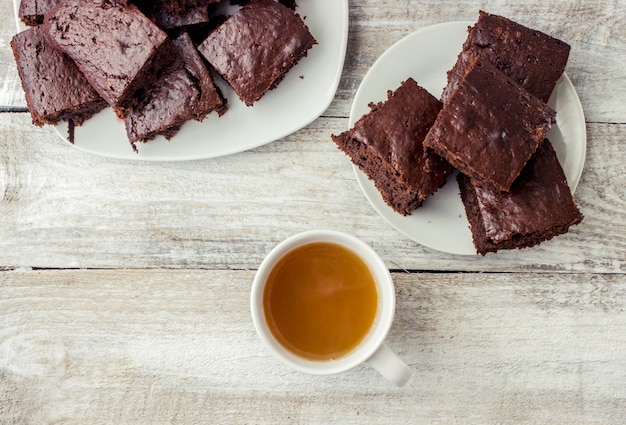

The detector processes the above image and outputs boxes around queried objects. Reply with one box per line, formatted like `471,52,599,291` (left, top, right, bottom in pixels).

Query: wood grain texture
1,269,625,424
1,0,626,422
0,112,624,272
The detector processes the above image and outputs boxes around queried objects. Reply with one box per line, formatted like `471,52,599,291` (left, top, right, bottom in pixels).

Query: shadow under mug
251,230,412,386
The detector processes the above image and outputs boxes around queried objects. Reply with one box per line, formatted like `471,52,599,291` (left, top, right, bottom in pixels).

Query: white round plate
13,0,349,160
349,21,586,256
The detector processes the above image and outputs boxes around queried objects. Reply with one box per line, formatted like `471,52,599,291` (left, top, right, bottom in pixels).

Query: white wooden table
1,1,625,423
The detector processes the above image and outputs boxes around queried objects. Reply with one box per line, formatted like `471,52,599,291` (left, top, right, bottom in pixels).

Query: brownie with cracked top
43,0,176,118
442,11,570,104
457,139,583,255
424,57,556,192
197,0,316,106
331,78,453,216
125,32,226,150
10,25,107,127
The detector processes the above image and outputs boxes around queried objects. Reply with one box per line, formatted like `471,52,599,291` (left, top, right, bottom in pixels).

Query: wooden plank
1,269,625,424
0,113,624,272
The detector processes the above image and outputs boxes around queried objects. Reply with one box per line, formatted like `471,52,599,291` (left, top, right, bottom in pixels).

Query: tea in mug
263,241,378,361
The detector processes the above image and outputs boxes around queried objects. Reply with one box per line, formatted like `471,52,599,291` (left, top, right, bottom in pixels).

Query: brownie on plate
331,78,453,216
197,0,316,106
18,0,59,26
10,26,107,127
442,11,570,103
43,0,176,118
457,139,583,255
125,32,226,149
424,57,556,192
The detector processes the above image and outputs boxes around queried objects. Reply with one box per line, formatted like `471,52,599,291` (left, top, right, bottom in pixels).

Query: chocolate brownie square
197,0,316,106
457,139,583,255
331,78,453,216
442,11,570,104
10,26,106,127
43,0,176,118
18,0,59,26
125,32,226,149
424,57,555,192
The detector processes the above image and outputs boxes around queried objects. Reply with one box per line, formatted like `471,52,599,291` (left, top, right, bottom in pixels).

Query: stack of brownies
11,0,316,151
332,11,583,255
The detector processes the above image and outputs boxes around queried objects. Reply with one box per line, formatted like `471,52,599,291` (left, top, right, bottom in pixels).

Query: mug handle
366,342,413,386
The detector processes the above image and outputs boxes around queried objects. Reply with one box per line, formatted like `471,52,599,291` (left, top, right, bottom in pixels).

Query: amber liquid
263,242,378,361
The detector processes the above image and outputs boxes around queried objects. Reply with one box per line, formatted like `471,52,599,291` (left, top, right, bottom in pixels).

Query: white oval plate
13,0,349,160
349,21,586,256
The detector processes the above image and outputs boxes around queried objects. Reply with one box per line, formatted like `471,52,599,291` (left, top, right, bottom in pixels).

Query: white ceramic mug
251,230,412,386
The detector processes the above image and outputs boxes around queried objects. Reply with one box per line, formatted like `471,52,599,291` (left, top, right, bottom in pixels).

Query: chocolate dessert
43,0,176,118
197,0,316,106
125,32,226,148
144,3,211,30
442,11,570,104
424,57,556,192
18,0,59,26
10,26,107,127
332,78,453,215
457,140,583,255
